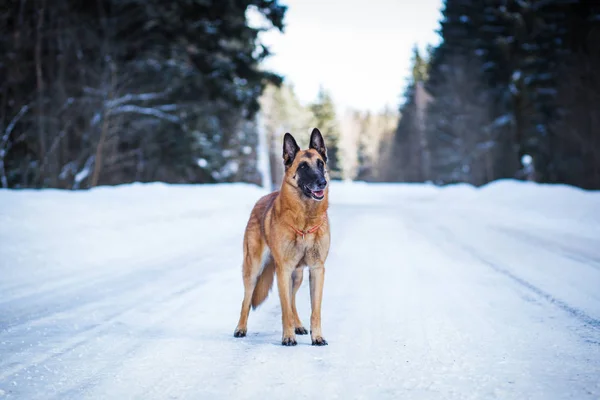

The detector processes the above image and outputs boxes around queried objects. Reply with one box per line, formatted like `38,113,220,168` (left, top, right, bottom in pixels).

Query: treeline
0,0,286,189
259,82,397,188
259,84,341,189
390,0,600,189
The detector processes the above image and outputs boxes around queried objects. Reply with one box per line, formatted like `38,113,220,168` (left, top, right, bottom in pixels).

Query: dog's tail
251,257,275,309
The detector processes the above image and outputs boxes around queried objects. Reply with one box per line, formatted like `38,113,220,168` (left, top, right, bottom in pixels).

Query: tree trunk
91,61,116,188
35,0,47,184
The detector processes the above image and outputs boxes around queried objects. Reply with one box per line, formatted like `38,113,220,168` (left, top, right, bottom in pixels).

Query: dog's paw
295,327,308,335
311,336,328,346
233,328,247,338
281,337,298,346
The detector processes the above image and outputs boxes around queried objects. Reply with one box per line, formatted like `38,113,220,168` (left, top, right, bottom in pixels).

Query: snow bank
329,179,600,224
2,179,597,223
476,179,600,222
0,182,268,286
1,182,267,228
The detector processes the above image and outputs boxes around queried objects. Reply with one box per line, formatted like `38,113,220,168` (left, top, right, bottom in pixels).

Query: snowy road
1,181,599,399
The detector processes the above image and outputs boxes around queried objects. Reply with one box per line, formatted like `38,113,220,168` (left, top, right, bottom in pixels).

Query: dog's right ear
283,133,300,168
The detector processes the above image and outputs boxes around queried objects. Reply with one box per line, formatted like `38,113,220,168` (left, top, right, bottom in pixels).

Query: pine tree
425,0,515,185
259,83,315,189
388,46,431,182
310,87,342,179
543,0,600,188
0,0,287,188
396,0,600,189
354,108,397,182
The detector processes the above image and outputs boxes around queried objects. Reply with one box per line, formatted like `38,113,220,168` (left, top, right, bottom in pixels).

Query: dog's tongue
312,190,324,197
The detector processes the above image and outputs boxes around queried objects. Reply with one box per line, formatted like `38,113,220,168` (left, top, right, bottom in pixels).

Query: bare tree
0,105,31,188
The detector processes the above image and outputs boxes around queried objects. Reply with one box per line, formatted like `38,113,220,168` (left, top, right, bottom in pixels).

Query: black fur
282,337,298,346
312,337,328,346
233,329,246,337
297,160,327,200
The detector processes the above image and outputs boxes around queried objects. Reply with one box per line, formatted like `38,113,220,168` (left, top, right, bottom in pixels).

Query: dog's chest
293,236,322,266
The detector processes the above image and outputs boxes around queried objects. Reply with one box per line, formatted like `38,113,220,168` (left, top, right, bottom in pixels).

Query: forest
1,0,599,190
0,0,285,189
392,0,600,189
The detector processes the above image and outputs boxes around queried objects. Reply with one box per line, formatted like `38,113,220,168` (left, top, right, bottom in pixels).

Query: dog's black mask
283,128,328,201
297,157,327,201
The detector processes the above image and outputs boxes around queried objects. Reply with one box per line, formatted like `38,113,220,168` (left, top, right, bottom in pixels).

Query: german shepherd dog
234,128,330,346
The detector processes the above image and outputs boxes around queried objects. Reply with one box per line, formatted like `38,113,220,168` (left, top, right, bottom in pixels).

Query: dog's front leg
309,263,327,346
276,266,297,346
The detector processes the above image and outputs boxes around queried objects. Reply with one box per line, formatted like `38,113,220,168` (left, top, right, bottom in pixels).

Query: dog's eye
299,162,308,170
317,160,324,170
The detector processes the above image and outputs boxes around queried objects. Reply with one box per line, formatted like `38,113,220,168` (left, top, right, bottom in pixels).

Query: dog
234,128,330,346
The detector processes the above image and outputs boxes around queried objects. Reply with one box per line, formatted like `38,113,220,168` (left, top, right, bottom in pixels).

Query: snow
74,166,90,184
110,105,179,123
105,92,168,109
1,180,600,399
491,114,512,128
482,61,496,71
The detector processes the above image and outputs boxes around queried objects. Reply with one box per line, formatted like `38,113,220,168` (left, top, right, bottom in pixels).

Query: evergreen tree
419,0,600,189
310,87,342,179
0,0,287,188
354,108,397,182
388,46,431,182
259,83,315,189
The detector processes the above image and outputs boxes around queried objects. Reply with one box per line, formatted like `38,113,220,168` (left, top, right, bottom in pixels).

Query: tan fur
234,138,330,346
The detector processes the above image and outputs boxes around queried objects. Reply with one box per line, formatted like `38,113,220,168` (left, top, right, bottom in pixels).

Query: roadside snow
1,180,599,399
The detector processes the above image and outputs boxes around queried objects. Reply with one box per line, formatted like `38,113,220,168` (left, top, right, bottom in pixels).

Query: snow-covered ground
1,180,599,399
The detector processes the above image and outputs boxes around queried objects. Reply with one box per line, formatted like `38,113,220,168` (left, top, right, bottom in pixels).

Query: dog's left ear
309,128,327,162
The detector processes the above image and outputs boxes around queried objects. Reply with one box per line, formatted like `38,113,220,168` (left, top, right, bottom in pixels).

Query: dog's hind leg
234,241,265,338
291,269,308,335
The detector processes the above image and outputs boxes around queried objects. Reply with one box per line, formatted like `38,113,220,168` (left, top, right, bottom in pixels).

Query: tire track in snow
491,225,600,271
403,204,600,333
0,227,245,393
0,259,207,388
0,220,242,332
49,276,211,400
81,253,273,399
430,221,600,331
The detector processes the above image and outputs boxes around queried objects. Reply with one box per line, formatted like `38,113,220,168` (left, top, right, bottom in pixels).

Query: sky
254,0,444,113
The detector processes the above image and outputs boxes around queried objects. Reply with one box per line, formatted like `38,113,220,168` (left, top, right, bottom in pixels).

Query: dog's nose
317,178,327,189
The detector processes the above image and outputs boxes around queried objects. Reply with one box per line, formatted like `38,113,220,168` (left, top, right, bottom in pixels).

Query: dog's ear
309,128,327,162
283,133,300,167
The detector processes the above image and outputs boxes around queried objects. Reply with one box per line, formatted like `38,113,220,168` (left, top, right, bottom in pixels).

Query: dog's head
282,128,328,201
